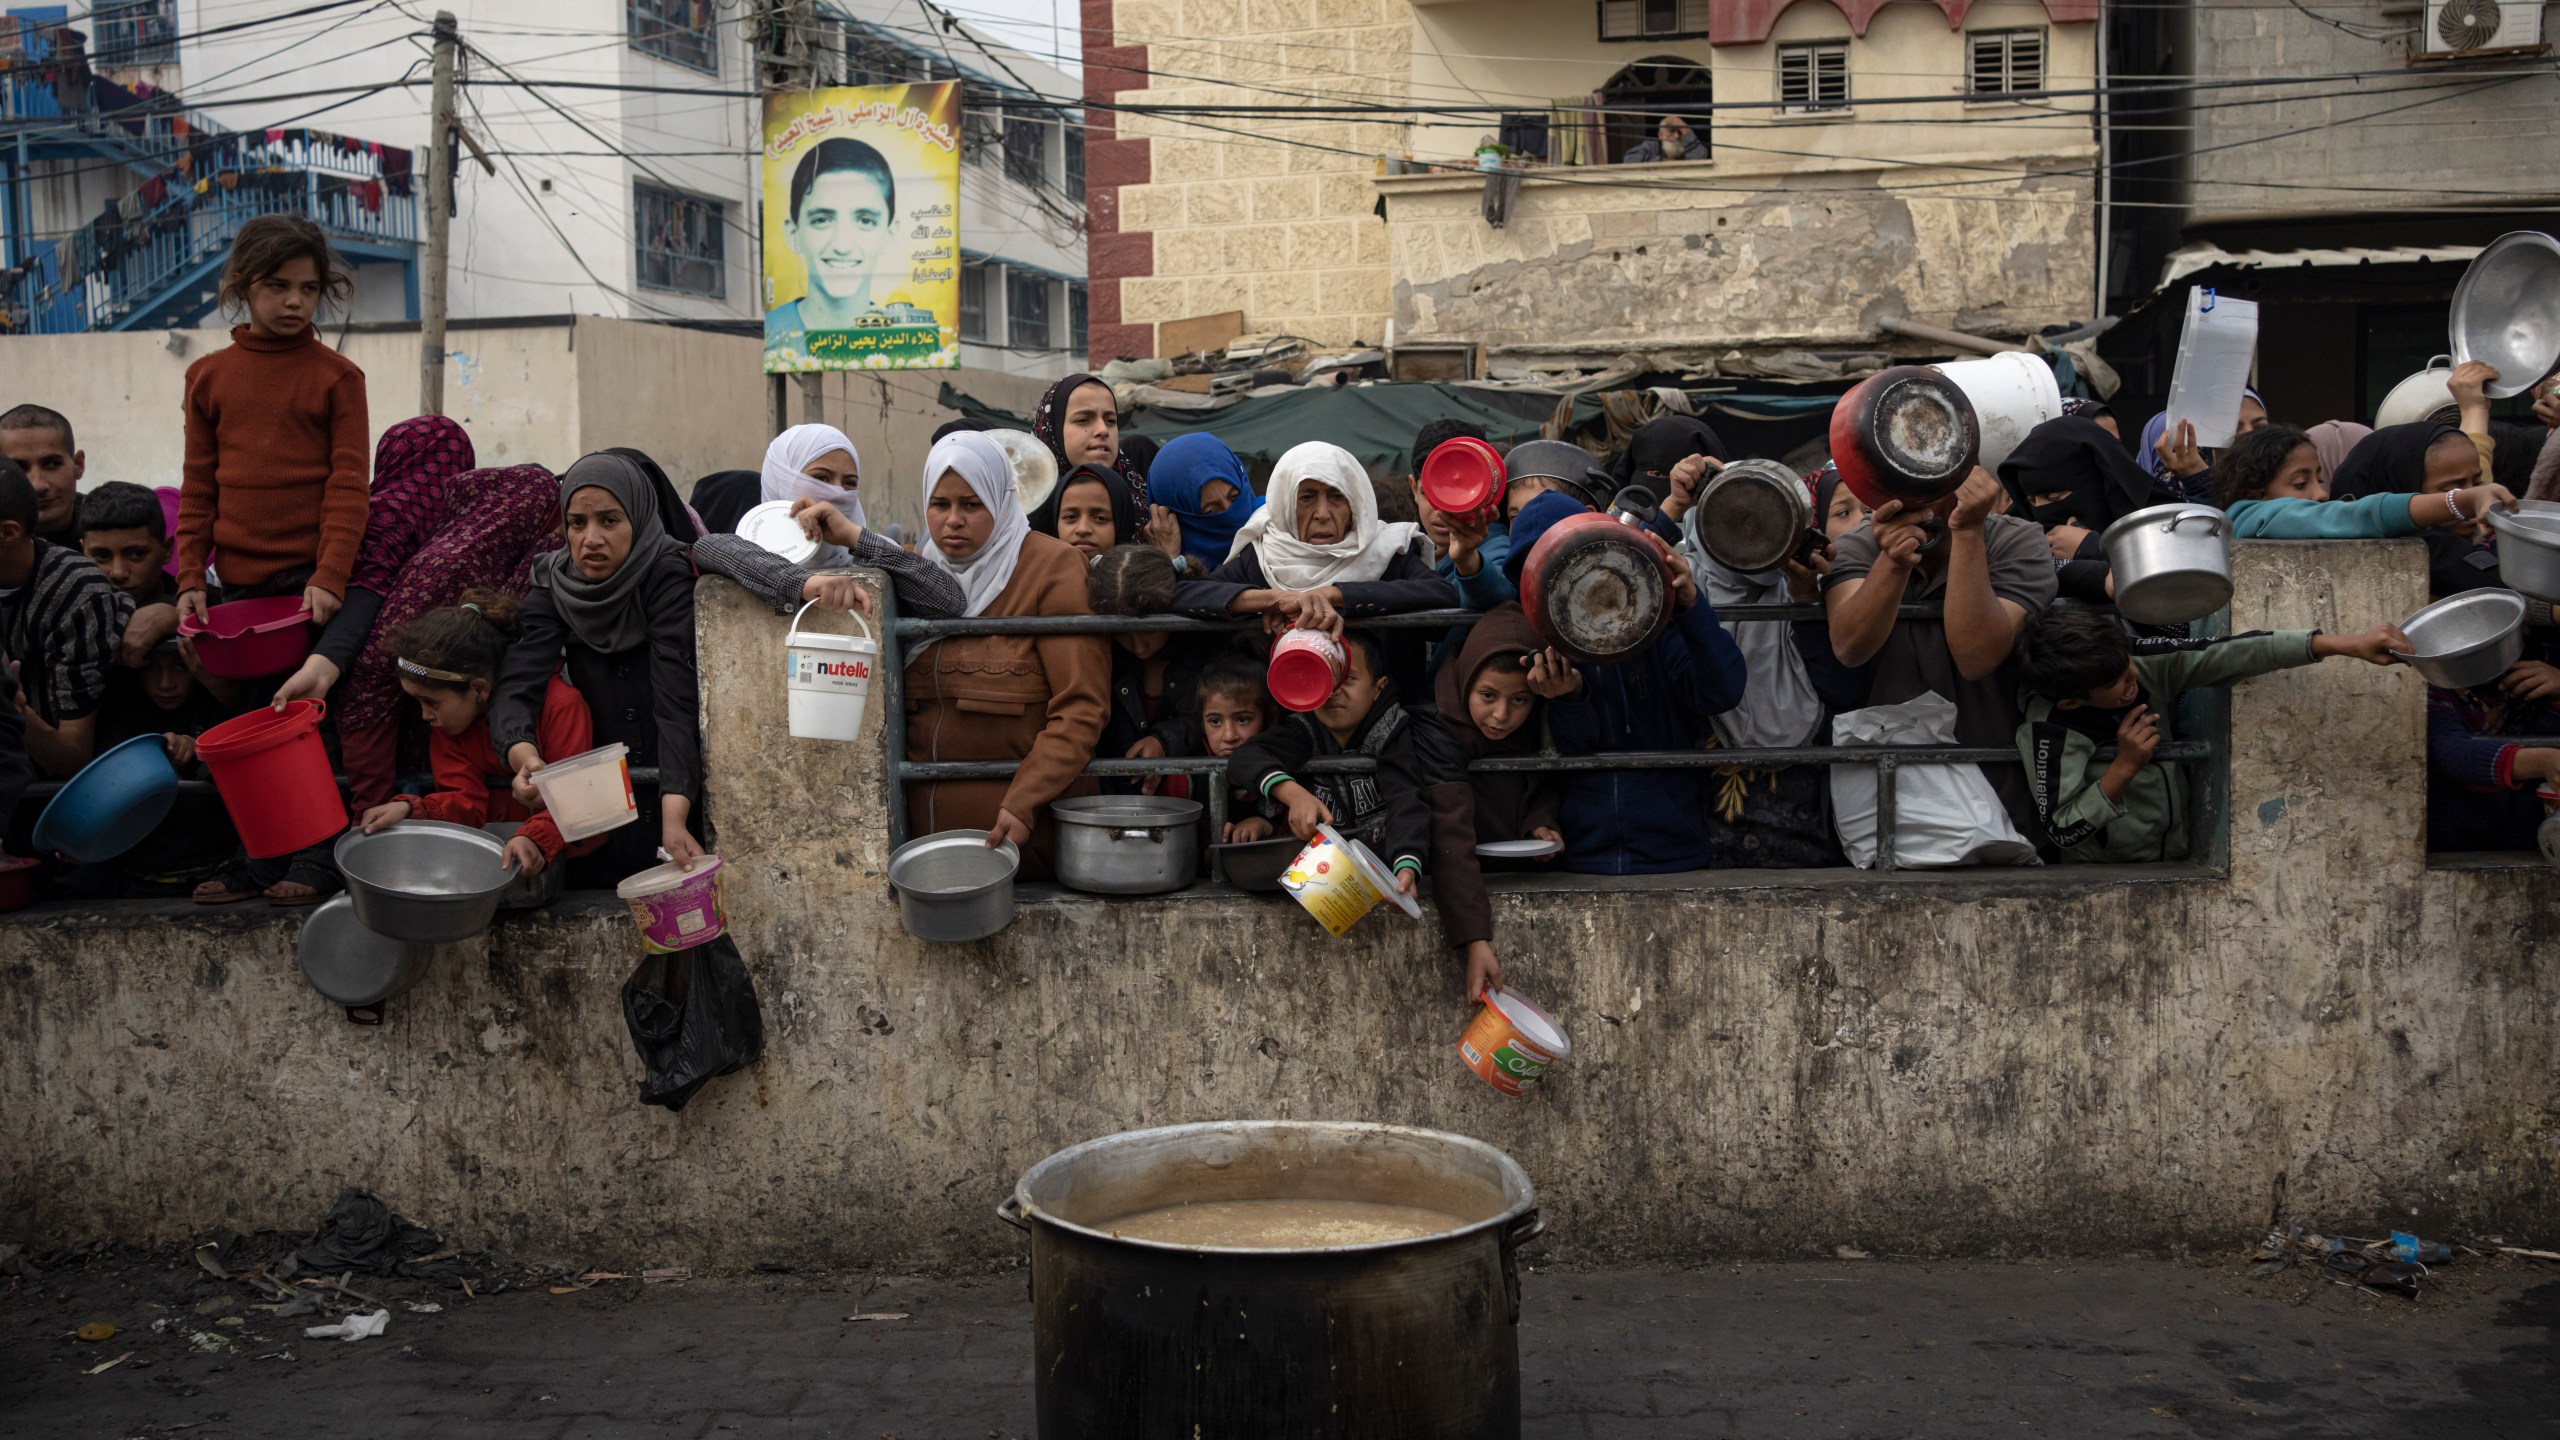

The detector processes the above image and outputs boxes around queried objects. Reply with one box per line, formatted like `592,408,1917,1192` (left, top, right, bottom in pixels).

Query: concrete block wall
6,541,2559,1269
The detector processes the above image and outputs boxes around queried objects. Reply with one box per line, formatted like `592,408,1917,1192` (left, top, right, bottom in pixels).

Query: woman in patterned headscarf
1033,372,1150,529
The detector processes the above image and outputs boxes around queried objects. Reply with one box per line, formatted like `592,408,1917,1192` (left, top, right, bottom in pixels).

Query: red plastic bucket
196,699,346,857
1267,629,1346,713
1419,437,1505,523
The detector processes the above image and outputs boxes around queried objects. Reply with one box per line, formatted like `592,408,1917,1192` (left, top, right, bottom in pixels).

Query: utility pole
420,11,459,415
757,0,821,430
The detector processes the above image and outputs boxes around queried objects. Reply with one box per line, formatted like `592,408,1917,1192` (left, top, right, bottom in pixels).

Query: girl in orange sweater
355,589,600,878
175,215,370,626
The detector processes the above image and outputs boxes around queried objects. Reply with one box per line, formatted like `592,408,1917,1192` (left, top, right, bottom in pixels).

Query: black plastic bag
296,1187,448,1276
620,933,763,1112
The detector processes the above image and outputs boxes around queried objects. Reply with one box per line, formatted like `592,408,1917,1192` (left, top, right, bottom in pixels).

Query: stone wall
5,541,2558,1269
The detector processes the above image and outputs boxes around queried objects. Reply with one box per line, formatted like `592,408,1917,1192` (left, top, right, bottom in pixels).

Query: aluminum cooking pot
1693,458,1813,572
1517,509,1678,663
2486,506,2560,602
1052,795,1202,895
2376,356,2459,429
1001,1121,1541,1440
2451,231,2560,399
297,894,436,1008
2101,503,2234,625
333,820,518,944
1828,365,1981,510
2394,589,2527,689
887,829,1020,942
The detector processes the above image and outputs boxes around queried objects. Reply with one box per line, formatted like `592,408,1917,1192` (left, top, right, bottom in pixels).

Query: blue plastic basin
32,734,181,864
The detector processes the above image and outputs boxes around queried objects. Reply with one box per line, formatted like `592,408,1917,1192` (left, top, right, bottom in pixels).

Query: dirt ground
3,1240,2554,1438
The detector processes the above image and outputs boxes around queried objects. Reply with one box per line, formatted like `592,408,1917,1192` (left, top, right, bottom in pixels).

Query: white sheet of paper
2164,288,2260,449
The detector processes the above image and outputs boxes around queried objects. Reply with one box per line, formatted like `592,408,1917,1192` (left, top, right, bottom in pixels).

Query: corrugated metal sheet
2158,244,2484,289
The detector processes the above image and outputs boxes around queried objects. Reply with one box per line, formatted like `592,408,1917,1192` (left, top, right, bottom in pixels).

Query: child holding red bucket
355,590,601,878
1225,630,1439,900
1423,603,1565,1001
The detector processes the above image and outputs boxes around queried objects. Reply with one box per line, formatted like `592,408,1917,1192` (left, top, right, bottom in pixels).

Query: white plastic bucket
529,742,636,842
785,600,878,743
1929,352,2062,473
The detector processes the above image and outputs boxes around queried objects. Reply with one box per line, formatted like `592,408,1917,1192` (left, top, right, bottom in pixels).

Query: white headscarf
919,431,1030,618
1227,441,1422,591
762,423,863,564
1679,506,1825,749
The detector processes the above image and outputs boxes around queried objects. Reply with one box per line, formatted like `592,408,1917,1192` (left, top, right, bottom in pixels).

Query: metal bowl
887,829,1020,942
2486,507,2560,602
2375,360,2459,429
297,894,436,1007
1211,835,1303,893
2395,589,2527,690
2451,232,2560,399
332,820,518,944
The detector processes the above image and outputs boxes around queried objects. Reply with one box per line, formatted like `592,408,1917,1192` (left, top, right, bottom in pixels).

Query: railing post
1874,753,1899,872
1204,771,1228,884
879,579,908,852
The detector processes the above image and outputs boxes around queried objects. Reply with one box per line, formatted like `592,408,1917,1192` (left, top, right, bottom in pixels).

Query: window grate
92,0,176,68
1065,126,1086,196
1002,114,1049,190
1007,270,1052,350
1599,0,1711,41
628,0,718,74
959,261,988,342
1069,281,1089,355
1778,42,1850,113
634,184,725,297
1967,29,2046,98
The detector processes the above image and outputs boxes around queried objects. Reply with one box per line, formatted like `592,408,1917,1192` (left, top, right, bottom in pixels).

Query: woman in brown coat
904,430,1109,878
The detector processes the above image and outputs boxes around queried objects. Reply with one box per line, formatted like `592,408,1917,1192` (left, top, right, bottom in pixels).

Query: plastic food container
617,855,726,953
1278,824,1419,937
1267,629,1345,713
528,743,637,842
1457,987,1571,1098
178,595,315,679
785,600,878,743
738,500,819,564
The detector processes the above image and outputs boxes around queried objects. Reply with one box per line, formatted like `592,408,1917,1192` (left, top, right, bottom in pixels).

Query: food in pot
1103,1199,1467,1248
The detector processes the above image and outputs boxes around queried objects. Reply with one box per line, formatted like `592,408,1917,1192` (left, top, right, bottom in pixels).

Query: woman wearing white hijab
1173,440,1455,630
690,421,968,619
899,431,1111,873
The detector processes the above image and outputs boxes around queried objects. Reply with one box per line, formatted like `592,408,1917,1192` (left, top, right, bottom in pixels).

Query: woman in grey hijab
489,449,708,885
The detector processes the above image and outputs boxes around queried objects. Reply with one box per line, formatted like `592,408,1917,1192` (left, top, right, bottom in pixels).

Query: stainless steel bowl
297,894,435,1007
483,822,564,911
887,829,1020,942
2396,589,2528,689
1052,795,1202,895
2486,507,2560,602
2102,503,2234,625
2451,232,2560,399
333,820,519,944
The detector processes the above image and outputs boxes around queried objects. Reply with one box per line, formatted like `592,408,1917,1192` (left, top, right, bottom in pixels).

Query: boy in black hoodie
1227,628,1438,901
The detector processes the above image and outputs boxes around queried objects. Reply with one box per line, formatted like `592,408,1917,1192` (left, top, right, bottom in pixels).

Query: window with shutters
1597,0,1712,42
1777,42,1850,114
1966,29,2046,99
960,260,989,342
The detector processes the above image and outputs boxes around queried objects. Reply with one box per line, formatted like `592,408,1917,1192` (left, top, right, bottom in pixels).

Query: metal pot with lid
1692,458,1814,572
1052,795,1202,895
1517,509,1680,663
1828,364,1982,510
1002,1120,1542,1440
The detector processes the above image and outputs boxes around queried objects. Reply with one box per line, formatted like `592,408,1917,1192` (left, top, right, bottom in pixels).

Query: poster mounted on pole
762,82,961,372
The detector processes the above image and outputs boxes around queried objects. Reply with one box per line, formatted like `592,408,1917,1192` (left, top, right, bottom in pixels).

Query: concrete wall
2189,1,2560,225
6,539,2558,1267
0,322,1039,534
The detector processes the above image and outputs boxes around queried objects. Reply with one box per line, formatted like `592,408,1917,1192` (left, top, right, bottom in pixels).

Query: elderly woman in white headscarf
1172,440,1455,630
898,430,1111,874
690,421,968,620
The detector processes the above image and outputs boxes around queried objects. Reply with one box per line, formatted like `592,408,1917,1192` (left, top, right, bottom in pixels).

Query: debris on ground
76,1320,116,1341
2246,1217,2560,1300
844,1312,910,1323
302,1309,390,1342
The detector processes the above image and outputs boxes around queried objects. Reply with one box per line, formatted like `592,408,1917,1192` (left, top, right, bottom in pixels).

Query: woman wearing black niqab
2330,421,2505,599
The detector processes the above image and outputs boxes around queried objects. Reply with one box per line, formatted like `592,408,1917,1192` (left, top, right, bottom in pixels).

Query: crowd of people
4,214,2559,1000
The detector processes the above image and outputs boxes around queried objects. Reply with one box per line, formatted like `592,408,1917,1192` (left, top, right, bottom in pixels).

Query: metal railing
880,599,2219,880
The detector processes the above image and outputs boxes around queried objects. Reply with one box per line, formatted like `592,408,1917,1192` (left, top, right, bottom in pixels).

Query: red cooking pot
1518,510,1682,664
1828,365,1981,511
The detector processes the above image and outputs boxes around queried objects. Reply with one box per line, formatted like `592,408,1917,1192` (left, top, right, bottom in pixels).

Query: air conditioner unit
2420,0,2543,53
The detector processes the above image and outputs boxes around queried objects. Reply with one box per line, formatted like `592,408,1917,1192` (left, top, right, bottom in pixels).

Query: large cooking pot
1053,795,1202,895
1692,458,1812,572
2394,589,2526,689
2451,231,2560,399
2486,506,2560,601
1828,364,1982,510
1516,508,1678,663
2101,503,2234,625
1001,1121,1542,1440
333,820,518,944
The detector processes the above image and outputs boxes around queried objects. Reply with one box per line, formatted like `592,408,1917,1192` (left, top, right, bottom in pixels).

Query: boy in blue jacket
1501,490,1748,874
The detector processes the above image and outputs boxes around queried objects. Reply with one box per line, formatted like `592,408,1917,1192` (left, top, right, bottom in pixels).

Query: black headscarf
2331,422,2502,599
2488,420,2551,494
689,469,761,536
930,417,993,443
1119,433,1160,480
1618,415,1730,485
1030,462,1137,546
1033,373,1150,524
1996,415,2179,554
